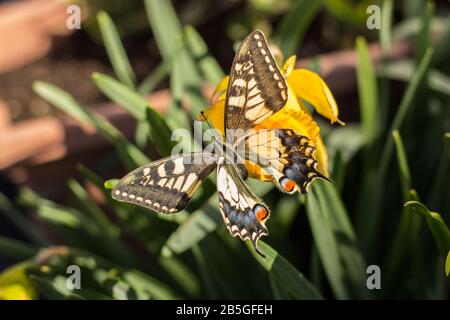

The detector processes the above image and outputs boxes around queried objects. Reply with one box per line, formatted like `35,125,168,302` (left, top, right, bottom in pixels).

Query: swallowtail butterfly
112,31,328,256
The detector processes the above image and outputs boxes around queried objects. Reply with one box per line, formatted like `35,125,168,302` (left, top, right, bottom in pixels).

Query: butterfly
111,30,328,257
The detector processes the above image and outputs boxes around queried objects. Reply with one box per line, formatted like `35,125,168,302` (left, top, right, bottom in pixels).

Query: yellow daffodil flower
0,262,38,300
199,55,344,181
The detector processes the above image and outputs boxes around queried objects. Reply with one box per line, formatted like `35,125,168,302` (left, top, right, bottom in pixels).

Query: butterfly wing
216,157,270,256
240,129,329,194
112,153,217,214
224,30,288,136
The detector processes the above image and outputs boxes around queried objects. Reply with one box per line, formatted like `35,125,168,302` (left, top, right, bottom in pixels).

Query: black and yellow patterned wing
112,153,216,214
216,156,270,256
224,30,288,135
240,129,329,194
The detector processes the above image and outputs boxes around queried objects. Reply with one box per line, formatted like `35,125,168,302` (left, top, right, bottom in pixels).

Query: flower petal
282,55,297,77
288,69,344,125
197,100,225,134
0,262,38,300
313,134,329,177
210,76,229,104
256,86,320,143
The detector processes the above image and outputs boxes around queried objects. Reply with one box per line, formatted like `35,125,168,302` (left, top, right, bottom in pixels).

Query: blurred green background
0,0,449,300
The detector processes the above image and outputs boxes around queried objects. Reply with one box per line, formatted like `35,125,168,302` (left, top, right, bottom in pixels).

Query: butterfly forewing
216,156,270,256
112,152,217,214
225,30,288,136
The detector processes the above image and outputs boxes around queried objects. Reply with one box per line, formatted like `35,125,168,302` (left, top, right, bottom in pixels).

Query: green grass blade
18,188,100,237
0,236,39,261
357,48,434,253
162,182,273,256
380,48,434,173
306,186,349,299
380,0,393,55
247,241,323,300
276,0,323,57
67,179,119,238
379,60,450,96
138,62,168,94
184,25,224,85
0,192,48,246
431,17,450,66
97,11,136,88
415,1,434,64
92,72,174,154
446,251,450,277
392,130,412,198
356,36,379,148
33,81,149,169
162,201,220,256
315,181,369,298
144,0,182,63
429,133,450,209
405,201,450,256
92,72,152,121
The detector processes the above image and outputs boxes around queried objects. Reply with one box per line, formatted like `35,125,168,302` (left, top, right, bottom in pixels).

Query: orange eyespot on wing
280,177,296,193
254,205,269,222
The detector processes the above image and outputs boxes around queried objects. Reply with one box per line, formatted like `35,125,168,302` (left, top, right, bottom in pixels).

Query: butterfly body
112,30,328,256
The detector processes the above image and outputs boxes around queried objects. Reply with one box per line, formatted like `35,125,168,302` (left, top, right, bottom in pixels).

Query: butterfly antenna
200,111,214,130
200,111,221,145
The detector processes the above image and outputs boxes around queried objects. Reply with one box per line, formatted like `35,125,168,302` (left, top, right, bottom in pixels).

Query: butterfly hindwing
225,30,288,135
112,152,216,214
216,157,269,256
240,129,329,194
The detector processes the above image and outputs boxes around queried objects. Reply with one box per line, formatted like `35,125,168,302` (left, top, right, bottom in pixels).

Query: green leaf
324,0,380,27
306,185,349,299
138,62,168,94
144,0,183,64
381,48,434,173
0,192,48,246
92,72,174,155
382,131,422,287
405,201,450,256
120,269,181,300
104,179,120,190
246,241,323,300
92,72,149,121
67,179,119,238
429,133,450,208
184,25,224,85
162,201,220,256
162,181,273,255
33,81,149,169
392,130,412,198
0,236,39,261
30,275,111,300
431,17,450,66
356,36,379,147
379,60,450,96
446,251,450,277
314,181,369,299
380,0,393,55
97,11,136,88
18,188,100,237
415,1,434,64
276,0,323,56
145,107,176,155
357,48,434,254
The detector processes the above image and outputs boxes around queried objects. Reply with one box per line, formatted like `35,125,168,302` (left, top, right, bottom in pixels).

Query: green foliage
0,0,449,300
